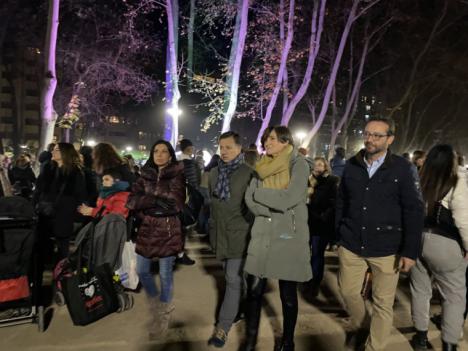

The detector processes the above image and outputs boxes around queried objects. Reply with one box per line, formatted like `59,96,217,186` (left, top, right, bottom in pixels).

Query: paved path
1,236,467,351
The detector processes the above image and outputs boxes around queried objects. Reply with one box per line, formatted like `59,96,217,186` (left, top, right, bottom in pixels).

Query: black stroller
0,196,44,331
53,212,133,325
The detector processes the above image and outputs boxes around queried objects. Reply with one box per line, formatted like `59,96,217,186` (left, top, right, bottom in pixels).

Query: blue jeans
136,254,175,303
311,235,329,285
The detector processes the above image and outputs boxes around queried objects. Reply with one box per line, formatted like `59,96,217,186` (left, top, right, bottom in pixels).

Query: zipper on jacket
166,217,171,237
291,209,296,233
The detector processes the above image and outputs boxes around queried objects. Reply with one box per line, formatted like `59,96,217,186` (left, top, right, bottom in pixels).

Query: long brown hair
419,144,458,215
57,142,82,174
93,143,123,174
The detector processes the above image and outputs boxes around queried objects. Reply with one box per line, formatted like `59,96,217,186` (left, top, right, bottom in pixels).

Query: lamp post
295,131,306,147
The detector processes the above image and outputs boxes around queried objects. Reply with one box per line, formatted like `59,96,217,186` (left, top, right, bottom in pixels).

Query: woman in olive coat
243,126,311,351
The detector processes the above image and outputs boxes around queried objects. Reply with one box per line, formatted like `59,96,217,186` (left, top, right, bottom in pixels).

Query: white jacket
441,169,468,250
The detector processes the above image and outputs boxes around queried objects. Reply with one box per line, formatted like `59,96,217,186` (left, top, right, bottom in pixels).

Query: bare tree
39,0,60,152
221,0,250,133
327,16,392,159
254,0,296,146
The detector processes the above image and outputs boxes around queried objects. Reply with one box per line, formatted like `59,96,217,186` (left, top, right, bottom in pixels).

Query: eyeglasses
362,132,389,140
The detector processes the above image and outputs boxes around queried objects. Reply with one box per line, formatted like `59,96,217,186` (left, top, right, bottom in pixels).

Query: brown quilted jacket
126,162,186,258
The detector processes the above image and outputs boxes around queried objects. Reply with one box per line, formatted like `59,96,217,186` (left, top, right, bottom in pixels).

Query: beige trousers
338,246,400,351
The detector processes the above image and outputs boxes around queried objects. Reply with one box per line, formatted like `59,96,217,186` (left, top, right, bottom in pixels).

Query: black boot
240,275,266,351
411,330,428,350
442,341,458,351
277,340,295,351
345,329,369,351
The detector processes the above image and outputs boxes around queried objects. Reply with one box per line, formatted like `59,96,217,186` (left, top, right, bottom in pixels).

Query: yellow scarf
255,145,293,189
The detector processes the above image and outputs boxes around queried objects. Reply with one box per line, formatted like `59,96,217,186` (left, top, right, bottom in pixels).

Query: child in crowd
78,171,130,218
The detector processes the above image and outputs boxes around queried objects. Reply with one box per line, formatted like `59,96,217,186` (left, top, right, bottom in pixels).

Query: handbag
180,183,204,227
62,264,119,325
62,214,119,325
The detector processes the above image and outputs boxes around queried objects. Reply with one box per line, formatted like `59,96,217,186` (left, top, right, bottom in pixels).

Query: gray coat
244,150,312,282
209,164,254,260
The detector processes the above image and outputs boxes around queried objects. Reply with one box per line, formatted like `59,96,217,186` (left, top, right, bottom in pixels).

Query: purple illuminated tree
164,0,181,146
327,16,393,159
255,0,326,147
39,0,60,152
221,0,250,133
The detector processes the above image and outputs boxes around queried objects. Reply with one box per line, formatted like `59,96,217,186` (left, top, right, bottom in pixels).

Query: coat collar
353,149,394,170
141,161,184,180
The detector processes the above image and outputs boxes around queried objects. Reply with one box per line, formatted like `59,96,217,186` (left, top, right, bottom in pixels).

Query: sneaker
208,328,227,348
176,253,196,265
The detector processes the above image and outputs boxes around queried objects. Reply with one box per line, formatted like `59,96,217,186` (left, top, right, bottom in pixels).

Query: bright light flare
85,139,96,147
167,107,183,117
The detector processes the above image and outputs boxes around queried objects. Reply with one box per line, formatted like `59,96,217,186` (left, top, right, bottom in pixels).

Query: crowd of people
1,116,468,351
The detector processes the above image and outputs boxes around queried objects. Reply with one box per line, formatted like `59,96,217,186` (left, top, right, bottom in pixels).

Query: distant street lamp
295,131,307,146
85,139,96,147
125,146,133,152
167,107,183,117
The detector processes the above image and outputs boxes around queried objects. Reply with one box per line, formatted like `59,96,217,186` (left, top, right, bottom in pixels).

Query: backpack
180,183,204,227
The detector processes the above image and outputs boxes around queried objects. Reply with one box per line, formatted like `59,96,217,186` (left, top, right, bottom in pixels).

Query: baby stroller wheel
116,293,125,313
54,291,66,306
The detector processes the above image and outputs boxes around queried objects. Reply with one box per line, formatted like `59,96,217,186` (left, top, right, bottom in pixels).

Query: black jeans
36,216,71,304
244,274,298,347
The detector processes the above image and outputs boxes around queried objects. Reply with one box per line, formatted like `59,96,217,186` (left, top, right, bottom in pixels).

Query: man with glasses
336,117,424,351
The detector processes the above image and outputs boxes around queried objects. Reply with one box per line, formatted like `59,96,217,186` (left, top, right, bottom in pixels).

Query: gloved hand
155,196,176,210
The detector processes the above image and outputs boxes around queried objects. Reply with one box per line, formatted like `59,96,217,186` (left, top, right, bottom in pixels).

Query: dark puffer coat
126,162,186,258
33,162,88,238
307,174,339,238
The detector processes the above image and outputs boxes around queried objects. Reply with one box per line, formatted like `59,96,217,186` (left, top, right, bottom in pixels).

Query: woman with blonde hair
243,126,311,351
306,156,339,296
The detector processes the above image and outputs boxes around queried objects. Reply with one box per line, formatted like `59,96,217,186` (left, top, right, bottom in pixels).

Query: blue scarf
215,154,244,201
99,181,129,199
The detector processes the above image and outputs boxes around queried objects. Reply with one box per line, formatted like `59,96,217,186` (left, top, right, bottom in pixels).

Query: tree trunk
328,36,369,159
187,0,195,90
301,0,360,148
221,0,249,133
39,0,60,152
279,0,289,114
164,0,181,147
255,0,295,147
280,0,326,126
